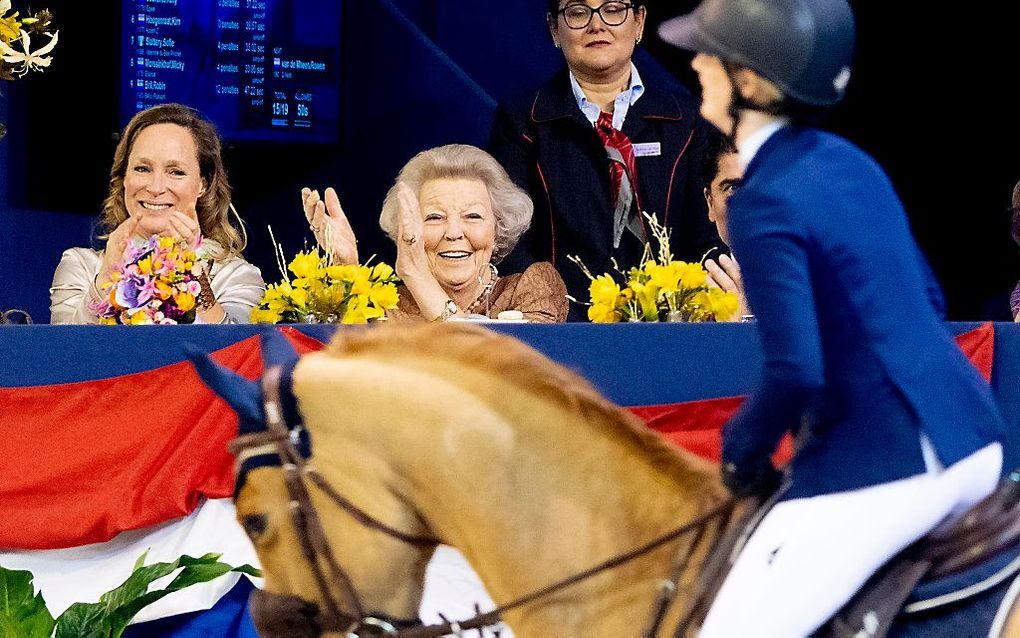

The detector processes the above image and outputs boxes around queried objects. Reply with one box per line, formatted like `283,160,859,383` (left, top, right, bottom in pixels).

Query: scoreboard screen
121,0,341,143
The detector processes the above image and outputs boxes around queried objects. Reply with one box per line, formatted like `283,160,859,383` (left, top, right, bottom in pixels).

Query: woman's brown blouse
389,262,568,323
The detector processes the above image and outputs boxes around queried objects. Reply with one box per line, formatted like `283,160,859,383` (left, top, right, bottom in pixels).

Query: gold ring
404,235,416,245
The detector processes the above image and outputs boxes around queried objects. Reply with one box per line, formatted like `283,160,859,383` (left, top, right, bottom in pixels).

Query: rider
659,0,1005,635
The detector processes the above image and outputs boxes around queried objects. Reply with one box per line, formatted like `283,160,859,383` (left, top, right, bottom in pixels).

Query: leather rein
230,364,737,637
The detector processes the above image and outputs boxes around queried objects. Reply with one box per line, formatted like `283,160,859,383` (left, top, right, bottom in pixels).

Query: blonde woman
303,144,568,323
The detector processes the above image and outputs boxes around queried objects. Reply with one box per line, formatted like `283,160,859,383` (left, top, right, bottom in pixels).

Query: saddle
822,470,1020,638
674,471,1020,638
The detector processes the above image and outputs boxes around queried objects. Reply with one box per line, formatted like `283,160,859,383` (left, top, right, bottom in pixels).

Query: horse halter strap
230,365,437,635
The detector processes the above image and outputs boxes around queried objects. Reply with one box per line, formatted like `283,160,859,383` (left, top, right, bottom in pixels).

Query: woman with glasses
489,0,719,320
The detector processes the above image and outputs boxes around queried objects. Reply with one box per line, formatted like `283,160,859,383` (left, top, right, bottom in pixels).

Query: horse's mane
324,323,716,483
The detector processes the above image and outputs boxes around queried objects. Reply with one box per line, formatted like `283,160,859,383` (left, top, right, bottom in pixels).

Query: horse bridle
231,364,739,637
229,365,441,636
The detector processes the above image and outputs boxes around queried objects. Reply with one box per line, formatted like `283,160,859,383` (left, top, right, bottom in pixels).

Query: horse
188,323,1020,637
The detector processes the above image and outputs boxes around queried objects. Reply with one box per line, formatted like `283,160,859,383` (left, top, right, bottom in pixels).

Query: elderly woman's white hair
379,144,533,264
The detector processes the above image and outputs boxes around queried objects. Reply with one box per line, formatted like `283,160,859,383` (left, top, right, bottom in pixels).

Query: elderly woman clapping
303,144,567,323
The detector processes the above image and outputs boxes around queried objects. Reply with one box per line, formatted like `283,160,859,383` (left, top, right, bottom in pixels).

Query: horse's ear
259,328,306,430
183,343,264,434
259,328,299,369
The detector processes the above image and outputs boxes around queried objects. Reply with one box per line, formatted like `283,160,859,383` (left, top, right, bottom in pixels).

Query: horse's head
187,329,438,637
191,324,728,637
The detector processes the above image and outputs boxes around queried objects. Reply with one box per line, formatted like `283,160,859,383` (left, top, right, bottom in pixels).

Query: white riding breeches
699,441,1003,638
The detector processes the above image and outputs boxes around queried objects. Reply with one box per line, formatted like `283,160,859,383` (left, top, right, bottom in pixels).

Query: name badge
632,142,661,158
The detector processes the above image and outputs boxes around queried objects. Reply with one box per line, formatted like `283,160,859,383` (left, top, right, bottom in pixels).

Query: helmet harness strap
722,60,787,141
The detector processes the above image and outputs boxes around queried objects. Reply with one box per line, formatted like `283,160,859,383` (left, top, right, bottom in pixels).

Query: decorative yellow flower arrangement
251,230,400,325
571,214,739,323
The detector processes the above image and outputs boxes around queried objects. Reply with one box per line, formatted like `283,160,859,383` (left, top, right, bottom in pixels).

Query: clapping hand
156,210,200,250
99,216,142,282
101,208,199,275
302,186,359,265
394,181,430,283
129,199,202,249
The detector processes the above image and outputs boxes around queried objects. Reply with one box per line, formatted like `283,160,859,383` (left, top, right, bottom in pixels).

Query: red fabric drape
0,329,325,550
631,323,995,463
0,325,992,549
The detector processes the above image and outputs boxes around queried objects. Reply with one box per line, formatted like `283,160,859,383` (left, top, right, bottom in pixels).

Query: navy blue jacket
489,67,720,320
726,126,1004,499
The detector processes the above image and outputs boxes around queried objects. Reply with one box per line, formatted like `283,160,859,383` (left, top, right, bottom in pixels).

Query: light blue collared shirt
569,63,644,131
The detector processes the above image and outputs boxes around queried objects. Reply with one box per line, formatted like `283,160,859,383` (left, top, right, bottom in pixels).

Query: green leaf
96,563,180,612
229,564,262,578
130,551,149,573
32,547,259,636
0,565,55,638
107,558,258,638
166,563,233,590
164,560,260,591
43,551,258,638
19,598,56,638
54,603,110,638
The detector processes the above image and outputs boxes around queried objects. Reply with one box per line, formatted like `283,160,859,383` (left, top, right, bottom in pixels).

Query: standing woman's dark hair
103,103,245,258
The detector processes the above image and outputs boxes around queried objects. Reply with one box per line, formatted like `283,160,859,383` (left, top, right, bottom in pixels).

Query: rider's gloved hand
721,456,781,499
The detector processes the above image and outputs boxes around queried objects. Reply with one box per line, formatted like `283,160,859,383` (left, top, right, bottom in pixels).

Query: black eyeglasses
558,2,634,30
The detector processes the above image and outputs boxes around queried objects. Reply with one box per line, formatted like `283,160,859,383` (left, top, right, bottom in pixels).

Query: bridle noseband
231,364,739,637
230,365,438,636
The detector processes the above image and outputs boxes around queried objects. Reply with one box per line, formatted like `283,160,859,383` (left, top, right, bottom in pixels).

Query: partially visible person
489,0,719,320
661,0,1004,635
303,144,568,323
50,104,265,324
699,131,749,319
1011,180,1020,321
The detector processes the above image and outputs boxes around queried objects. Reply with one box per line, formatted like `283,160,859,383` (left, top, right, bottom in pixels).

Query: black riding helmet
658,0,855,107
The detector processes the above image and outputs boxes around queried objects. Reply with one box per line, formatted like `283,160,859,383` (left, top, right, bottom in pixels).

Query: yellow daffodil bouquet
570,214,738,323
251,230,400,324
0,1,58,139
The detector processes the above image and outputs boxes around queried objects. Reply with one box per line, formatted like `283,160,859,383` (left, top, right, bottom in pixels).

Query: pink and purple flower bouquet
90,235,209,325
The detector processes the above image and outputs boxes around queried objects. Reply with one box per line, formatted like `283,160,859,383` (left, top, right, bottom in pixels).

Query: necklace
464,263,499,315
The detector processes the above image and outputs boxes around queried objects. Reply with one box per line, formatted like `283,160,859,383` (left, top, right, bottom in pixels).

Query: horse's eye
242,513,269,539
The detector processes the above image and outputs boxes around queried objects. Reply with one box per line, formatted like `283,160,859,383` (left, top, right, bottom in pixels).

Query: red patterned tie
595,111,643,248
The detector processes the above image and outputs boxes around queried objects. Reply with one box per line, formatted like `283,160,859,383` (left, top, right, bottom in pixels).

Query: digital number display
121,0,341,143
